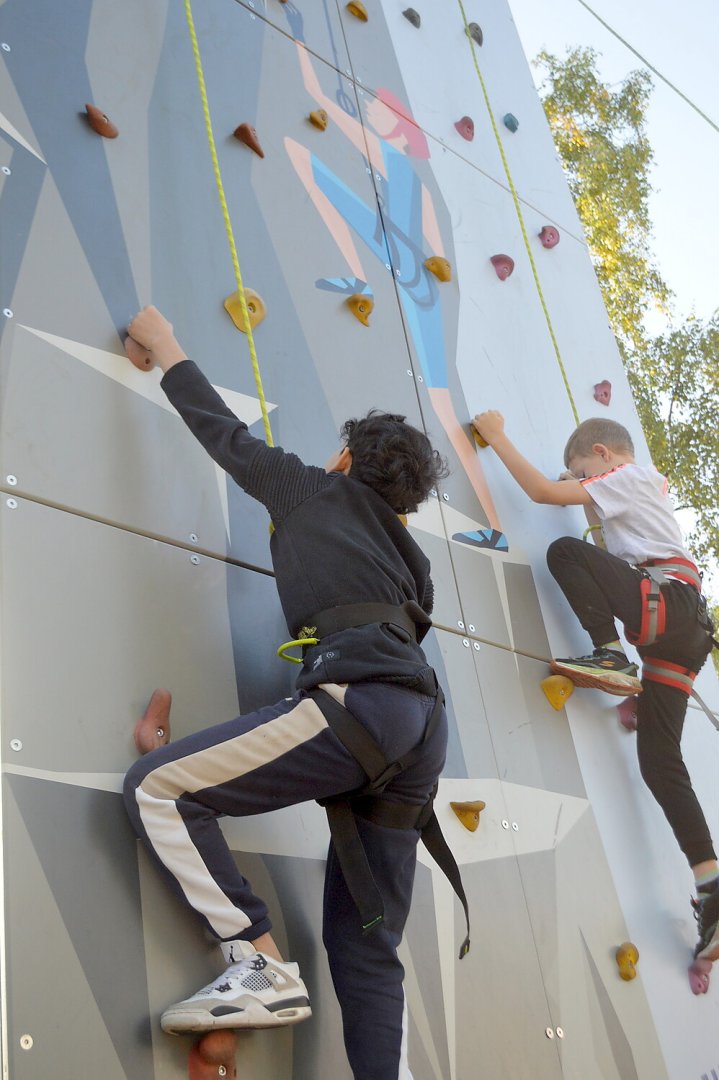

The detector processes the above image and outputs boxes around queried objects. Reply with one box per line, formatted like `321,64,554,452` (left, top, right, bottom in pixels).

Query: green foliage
536,47,719,579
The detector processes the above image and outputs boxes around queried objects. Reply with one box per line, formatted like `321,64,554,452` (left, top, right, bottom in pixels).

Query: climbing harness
184,0,274,446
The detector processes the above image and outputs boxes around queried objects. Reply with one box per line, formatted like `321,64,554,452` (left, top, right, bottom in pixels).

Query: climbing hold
466,22,483,46
541,675,575,711
189,1032,237,1080
688,956,712,995
85,103,118,138
424,256,452,282
134,689,172,755
503,113,519,133
539,225,560,249
616,696,638,732
309,109,329,131
490,254,514,280
472,428,488,449
347,293,374,326
125,335,156,371
224,288,267,333
346,1,368,20
398,513,408,527
450,800,486,833
403,7,421,27
593,380,612,406
454,116,475,141
615,942,639,981
233,122,264,158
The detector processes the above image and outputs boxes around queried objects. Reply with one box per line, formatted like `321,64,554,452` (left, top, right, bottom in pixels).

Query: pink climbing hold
593,380,612,406
490,254,514,280
539,225,560,249
688,956,712,995
454,116,474,141
616,696,638,732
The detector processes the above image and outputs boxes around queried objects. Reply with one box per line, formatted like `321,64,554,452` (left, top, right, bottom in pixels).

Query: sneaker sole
550,661,642,697
162,999,312,1034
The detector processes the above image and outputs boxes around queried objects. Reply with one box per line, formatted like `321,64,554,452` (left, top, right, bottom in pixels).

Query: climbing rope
184,0,274,445
456,0,580,427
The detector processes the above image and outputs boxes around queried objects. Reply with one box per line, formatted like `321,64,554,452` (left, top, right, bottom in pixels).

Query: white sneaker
161,953,312,1033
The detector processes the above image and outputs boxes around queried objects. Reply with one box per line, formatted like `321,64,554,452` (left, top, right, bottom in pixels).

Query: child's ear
338,447,353,474
592,442,611,462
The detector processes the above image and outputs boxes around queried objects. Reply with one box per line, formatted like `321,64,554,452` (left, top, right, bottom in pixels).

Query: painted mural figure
474,410,719,992
283,11,507,552
123,305,463,1075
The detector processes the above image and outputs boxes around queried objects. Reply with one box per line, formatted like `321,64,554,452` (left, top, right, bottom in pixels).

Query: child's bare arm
472,410,592,506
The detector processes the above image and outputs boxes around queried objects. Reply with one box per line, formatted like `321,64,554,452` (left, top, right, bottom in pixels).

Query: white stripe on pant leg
134,698,329,939
399,990,414,1080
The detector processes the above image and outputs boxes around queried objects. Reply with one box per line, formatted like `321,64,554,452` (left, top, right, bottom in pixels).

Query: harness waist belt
301,600,432,645
637,557,701,591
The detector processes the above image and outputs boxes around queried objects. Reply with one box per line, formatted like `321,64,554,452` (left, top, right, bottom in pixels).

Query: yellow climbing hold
541,675,575,710
398,513,408,527
347,293,374,326
309,109,329,131
346,1,368,20
450,800,486,832
224,288,266,333
472,428,488,449
616,942,639,981
424,256,452,282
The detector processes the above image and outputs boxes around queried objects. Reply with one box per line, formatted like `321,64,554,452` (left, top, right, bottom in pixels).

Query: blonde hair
564,418,634,467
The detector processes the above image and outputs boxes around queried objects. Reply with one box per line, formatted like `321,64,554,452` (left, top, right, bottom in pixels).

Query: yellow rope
184,0,274,445
456,0,580,427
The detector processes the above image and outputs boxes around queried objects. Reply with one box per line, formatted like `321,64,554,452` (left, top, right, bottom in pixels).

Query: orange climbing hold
472,428,488,448
85,103,118,138
309,109,329,131
134,689,172,755
398,513,408,527
541,675,575,711
424,256,452,282
188,1032,237,1080
490,254,514,280
616,942,639,981
346,293,374,326
450,800,486,832
224,288,266,332
346,1,368,20
233,122,264,158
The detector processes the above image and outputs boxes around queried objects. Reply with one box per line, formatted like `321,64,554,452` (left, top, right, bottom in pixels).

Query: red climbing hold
539,225,560,249
490,254,514,280
134,689,172,755
454,116,474,141
616,696,638,732
189,1032,237,1080
233,123,264,158
85,104,118,138
593,380,612,406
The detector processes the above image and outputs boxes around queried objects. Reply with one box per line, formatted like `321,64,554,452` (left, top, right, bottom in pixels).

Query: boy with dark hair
123,306,455,1076
472,410,719,975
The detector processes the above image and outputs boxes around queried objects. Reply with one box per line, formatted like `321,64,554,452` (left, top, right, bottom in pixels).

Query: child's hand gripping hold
125,305,187,374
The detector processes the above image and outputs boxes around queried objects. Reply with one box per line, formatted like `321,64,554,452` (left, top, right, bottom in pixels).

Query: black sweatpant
547,536,715,867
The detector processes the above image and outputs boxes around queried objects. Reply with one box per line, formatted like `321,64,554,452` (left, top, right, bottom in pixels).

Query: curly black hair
339,410,449,514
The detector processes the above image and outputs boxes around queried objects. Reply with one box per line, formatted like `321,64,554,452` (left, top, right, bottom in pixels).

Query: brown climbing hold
539,225,560,249
424,256,452,282
593,379,611,406
454,116,474,141
541,675,574,711
309,109,329,131
224,288,266,333
472,428,488,449
346,293,374,326
189,1032,237,1080
134,689,172,755
233,122,264,158
490,254,514,280
403,8,421,27
450,800,486,832
616,942,639,981
85,104,118,138
346,1,368,20
125,335,156,371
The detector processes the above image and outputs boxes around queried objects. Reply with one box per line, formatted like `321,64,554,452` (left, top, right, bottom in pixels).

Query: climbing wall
1,2,718,1078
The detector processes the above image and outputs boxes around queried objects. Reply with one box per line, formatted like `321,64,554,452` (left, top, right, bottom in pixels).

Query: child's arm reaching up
472,410,592,506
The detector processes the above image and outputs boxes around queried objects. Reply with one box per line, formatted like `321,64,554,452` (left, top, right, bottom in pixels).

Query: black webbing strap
303,600,433,644
310,686,471,958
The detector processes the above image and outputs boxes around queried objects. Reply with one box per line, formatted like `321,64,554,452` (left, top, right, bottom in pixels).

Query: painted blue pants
124,680,447,1080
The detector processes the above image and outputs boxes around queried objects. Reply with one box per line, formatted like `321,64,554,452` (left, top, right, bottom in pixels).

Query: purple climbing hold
539,225,560,249
593,380,612,406
454,116,474,141
490,254,514,281
503,113,519,133
616,696,638,732
403,8,421,27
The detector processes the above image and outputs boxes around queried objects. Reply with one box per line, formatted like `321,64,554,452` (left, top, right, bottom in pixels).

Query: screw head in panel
429,489,437,497
442,493,449,501
10,738,22,751
218,1068,227,1078
3,308,13,318
190,554,200,565
6,498,17,509
1,43,11,52
473,642,480,651
1,166,10,175
512,821,519,831
457,620,464,629
501,819,509,829
556,1027,564,1039
407,369,413,376
462,639,469,647
545,1027,554,1039
20,1034,33,1050
189,533,198,544
6,475,17,485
